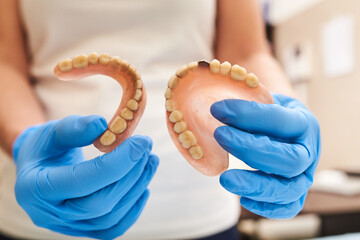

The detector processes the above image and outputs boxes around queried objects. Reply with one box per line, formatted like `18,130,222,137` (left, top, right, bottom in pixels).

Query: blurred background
238,0,360,239
0,0,359,239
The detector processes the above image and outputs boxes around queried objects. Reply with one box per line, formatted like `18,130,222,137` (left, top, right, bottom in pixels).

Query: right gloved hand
13,115,159,240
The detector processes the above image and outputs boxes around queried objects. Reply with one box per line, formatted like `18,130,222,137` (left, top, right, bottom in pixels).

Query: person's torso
0,1,240,239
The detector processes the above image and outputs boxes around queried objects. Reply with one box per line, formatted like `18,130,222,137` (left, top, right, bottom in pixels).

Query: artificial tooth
134,71,141,81
187,62,198,71
100,130,116,146
165,99,176,112
173,121,187,133
176,65,188,78
120,107,133,120
58,59,73,72
109,116,127,134
126,99,139,111
169,110,183,123
73,54,89,69
128,65,141,80
231,65,247,81
128,64,136,73
134,89,142,101
178,130,197,149
246,73,259,88
99,53,111,65
119,59,130,71
210,59,221,74
135,80,142,89
189,145,204,159
88,52,99,65
168,75,179,89
164,88,173,99
110,56,122,67
220,61,231,75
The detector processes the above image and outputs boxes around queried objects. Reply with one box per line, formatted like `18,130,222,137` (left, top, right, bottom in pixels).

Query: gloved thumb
52,115,107,150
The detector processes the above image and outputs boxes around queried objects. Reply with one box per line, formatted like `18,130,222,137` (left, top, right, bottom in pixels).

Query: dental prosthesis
54,55,273,175
54,53,146,153
165,60,273,176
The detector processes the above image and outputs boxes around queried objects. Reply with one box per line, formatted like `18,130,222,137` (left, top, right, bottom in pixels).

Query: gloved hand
13,115,159,239
211,93,320,219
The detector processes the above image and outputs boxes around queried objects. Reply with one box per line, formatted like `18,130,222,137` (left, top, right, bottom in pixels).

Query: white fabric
0,0,240,239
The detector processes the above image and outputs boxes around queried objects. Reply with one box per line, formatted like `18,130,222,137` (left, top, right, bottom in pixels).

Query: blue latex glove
13,115,159,239
211,93,321,219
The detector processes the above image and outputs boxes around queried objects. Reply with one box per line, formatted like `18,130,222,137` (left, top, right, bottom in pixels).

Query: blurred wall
274,0,360,170
263,0,325,25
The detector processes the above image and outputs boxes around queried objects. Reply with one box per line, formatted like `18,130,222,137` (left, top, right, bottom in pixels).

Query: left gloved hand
13,115,158,239
210,93,321,219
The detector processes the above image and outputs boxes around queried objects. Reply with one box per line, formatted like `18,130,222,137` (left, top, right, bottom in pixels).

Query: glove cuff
12,125,42,162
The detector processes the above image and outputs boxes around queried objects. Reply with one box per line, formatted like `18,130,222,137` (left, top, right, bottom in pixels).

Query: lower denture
54,53,146,153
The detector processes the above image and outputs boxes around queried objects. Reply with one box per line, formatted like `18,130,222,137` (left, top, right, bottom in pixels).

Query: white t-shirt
0,0,240,239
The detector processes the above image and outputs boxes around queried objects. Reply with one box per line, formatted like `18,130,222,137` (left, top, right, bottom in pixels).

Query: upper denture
164,59,273,176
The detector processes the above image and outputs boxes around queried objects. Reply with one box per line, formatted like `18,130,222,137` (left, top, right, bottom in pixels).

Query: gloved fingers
214,126,311,178
240,194,306,219
220,169,311,204
67,156,157,230
51,115,107,150
36,135,153,200
58,154,158,221
90,190,150,240
39,190,150,239
211,99,308,139
271,93,306,108
43,225,86,238
27,207,66,231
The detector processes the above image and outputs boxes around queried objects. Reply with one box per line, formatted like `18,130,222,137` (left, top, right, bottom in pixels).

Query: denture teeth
231,65,247,81
109,116,127,134
134,71,141,81
128,65,141,80
189,145,204,159
99,53,111,65
210,59,221,74
100,130,116,146
119,59,130,71
178,130,197,149
220,61,231,75
135,80,142,89
55,54,148,152
169,110,183,123
58,59,73,72
110,56,122,67
173,121,187,133
165,99,176,112
73,54,89,69
88,52,99,65
246,73,259,88
120,107,134,120
168,75,179,89
133,89,142,101
128,64,136,72
176,65,189,78
164,88,173,99
187,62,198,71
126,99,139,111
